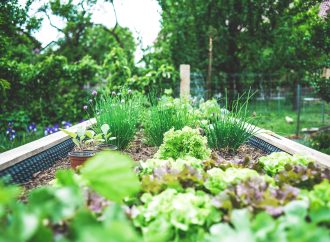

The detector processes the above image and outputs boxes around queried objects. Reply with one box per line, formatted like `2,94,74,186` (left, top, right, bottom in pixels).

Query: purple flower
27,122,37,133
53,124,59,132
62,121,72,129
44,126,53,136
92,90,97,96
83,105,88,110
6,127,16,141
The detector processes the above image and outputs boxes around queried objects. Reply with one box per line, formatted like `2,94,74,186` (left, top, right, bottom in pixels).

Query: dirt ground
21,135,263,192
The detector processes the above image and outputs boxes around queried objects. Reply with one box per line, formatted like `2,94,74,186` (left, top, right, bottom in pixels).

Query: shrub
204,92,258,150
94,92,143,150
259,152,312,175
155,126,211,160
143,101,196,146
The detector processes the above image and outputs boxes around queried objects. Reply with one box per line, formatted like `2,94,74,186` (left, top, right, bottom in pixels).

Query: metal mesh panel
0,139,74,184
248,136,283,154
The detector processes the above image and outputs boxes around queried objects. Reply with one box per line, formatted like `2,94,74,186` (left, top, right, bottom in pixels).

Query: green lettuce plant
205,203,330,242
132,188,221,241
155,126,211,160
304,179,330,223
198,99,221,118
259,152,312,175
204,167,274,194
139,156,203,175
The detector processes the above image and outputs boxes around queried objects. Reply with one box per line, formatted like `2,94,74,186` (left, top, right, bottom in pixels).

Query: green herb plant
94,92,143,150
204,91,258,151
143,100,196,146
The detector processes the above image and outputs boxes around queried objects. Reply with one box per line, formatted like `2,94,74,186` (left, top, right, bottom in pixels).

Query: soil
21,133,158,193
21,135,263,193
217,144,266,162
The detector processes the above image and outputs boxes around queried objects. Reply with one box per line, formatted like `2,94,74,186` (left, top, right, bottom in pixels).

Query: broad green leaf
95,134,103,139
80,151,140,203
79,135,86,142
101,124,110,135
76,126,86,137
85,130,95,139
73,139,80,147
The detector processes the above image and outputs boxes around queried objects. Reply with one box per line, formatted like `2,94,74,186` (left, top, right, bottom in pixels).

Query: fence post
180,64,190,97
296,84,301,137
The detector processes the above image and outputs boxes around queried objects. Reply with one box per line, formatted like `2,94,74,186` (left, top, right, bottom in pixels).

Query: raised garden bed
0,94,330,242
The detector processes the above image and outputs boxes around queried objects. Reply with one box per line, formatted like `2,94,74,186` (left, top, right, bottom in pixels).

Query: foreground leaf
81,151,140,203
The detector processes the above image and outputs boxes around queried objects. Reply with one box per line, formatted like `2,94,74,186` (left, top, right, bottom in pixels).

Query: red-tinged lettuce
275,163,330,189
204,167,274,195
212,176,300,216
140,165,206,194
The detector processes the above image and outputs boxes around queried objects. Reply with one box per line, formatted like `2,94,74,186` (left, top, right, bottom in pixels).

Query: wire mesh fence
190,71,330,137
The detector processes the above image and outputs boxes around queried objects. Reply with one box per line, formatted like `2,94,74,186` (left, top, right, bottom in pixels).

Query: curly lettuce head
155,127,211,160
259,152,313,175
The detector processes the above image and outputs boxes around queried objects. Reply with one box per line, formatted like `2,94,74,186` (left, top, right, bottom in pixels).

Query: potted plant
95,124,117,151
61,126,98,170
61,124,117,169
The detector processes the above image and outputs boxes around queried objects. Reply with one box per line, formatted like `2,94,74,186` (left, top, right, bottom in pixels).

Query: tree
39,0,136,65
155,0,330,100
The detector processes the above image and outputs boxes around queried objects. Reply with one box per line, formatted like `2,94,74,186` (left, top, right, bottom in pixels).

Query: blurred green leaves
81,151,140,203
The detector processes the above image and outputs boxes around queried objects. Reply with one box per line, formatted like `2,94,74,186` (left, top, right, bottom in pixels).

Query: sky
19,0,162,61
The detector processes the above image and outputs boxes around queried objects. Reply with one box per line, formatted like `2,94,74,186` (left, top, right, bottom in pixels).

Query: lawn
249,100,330,137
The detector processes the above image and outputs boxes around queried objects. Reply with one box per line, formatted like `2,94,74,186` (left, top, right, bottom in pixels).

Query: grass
248,100,330,136
0,132,43,153
94,92,144,150
205,92,258,150
143,100,196,146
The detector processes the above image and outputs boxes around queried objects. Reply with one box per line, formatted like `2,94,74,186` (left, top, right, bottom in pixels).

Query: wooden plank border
0,118,96,171
254,128,330,168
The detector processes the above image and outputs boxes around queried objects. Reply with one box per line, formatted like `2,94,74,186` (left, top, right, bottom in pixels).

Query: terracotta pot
95,144,118,151
68,151,95,170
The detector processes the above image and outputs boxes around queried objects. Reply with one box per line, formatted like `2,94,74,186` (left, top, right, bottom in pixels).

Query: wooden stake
206,36,213,99
180,64,190,97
